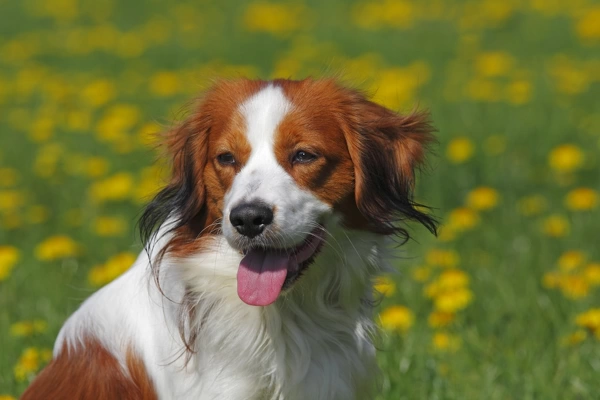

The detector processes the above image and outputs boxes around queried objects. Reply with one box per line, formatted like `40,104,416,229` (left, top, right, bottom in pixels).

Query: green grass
1,0,599,398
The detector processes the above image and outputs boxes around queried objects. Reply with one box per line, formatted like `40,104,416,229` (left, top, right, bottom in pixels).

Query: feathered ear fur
138,110,210,256
341,91,438,241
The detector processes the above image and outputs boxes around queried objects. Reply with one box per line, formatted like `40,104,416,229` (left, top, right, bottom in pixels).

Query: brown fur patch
22,337,157,400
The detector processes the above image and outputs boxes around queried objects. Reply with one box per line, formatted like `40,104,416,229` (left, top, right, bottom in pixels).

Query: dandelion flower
149,71,180,97
446,137,474,164
466,186,499,210
560,275,589,299
432,332,461,352
93,216,127,237
13,347,51,382
583,263,600,286
411,266,431,282
565,187,598,211
434,287,473,312
561,330,587,347
35,235,79,261
576,308,600,332
475,51,514,77
243,3,308,36
447,208,480,231
88,252,137,286
548,144,584,173
89,172,134,203
378,305,414,333
0,246,19,281
557,250,585,272
428,311,455,328
374,276,396,297
541,214,570,237
426,249,460,268
575,7,600,40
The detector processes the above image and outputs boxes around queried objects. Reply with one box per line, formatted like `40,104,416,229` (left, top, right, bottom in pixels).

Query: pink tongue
237,250,291,306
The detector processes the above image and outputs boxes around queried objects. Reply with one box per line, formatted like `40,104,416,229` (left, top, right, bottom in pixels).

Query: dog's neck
157,220,386,399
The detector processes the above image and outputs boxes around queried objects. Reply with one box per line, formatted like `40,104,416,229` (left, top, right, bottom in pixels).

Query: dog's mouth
236,226,326,306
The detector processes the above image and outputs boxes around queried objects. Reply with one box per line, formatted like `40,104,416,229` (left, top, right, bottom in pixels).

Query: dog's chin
232,225,326,306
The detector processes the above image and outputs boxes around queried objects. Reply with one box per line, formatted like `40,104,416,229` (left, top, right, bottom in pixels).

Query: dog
23,78,437,400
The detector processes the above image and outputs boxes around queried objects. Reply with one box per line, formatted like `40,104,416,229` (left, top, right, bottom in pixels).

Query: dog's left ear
341,91,438,241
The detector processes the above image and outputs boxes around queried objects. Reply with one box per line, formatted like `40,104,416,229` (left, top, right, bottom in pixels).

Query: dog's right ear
139,109,211,248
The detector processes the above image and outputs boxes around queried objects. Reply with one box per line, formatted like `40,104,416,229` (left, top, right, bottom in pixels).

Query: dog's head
141,78,437,306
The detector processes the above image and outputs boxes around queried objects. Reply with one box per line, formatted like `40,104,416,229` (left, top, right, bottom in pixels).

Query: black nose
229,203,274,238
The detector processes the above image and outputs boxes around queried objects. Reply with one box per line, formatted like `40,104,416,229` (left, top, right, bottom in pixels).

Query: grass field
1,0,599,398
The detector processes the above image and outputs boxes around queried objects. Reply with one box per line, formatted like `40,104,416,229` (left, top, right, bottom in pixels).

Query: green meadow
1,0,599,398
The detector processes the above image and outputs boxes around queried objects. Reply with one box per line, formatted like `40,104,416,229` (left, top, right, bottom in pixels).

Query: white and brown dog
24,78,437,400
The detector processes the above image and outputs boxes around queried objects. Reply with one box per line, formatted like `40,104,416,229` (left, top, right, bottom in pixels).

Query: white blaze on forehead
222,84,330,248
239,84,292,149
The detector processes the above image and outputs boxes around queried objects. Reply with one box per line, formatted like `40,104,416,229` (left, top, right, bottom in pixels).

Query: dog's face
141,79,436,306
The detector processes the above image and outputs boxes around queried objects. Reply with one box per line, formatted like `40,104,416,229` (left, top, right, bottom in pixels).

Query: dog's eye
292,150,317,164
217,152,236,165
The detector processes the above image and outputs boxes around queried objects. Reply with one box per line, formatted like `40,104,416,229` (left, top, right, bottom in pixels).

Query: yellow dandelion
81,79,116,107
35,235,79,261
370,62,431,110
378,305,414,333
243,3,309,36
138,122,162,147
475,51,515,77
93,216,127,237
446,137,474,164
96,104,140,143
565,187,598,211
561,330,587,347
548,144,584,173
575,308,600,332
0,395,16,400
374,276,396,297
0,246,20,281
541,214,570,237
542,271,562,289
353,0,414,30
583,263,600,286
466,187,500,211
411,266,431,282
428,311,455,328
560,275,589,299
436,224,457,242
432,332,461,352
10,320,47,337
14,348,42,382
86,157,109,178
575,7,600,40
426,249,460,268
517,195,547,216
0,190,26,212
506,79,532,105
88,252,137,286
149,71,180,97
438,269,470,290
89,172,134,203
447,207,480,231
434,287,473,313
557,251,585,272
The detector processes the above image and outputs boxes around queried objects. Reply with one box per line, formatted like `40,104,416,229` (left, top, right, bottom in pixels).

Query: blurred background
0,0,599,398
